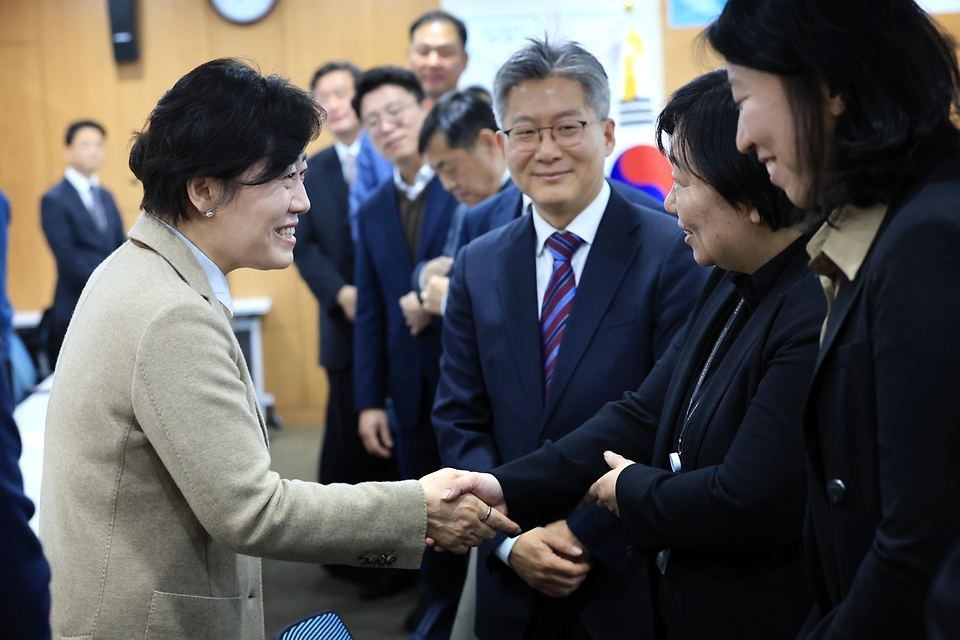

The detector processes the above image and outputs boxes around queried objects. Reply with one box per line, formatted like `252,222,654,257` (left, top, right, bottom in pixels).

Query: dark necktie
540,231,585,398
89,185,107,232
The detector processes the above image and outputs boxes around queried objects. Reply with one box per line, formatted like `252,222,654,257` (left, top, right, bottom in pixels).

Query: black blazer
493,238,825,640
293,146,353,372
40,179,124,329
800,147,960,639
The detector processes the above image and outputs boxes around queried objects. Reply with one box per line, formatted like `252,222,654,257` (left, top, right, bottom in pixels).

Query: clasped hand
580,451,635,517
420,468,520,554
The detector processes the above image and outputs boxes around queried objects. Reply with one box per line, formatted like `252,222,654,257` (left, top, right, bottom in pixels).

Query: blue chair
271,610,354,640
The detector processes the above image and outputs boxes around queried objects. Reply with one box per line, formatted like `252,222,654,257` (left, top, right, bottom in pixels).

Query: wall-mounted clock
210,0,278,24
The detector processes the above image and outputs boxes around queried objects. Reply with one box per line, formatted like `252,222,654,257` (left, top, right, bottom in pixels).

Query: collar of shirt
727,231,810,311
393,164,435,201
532,180,610,258
333,137,362,166
807,202,888,283
157,218,234,317
65,167,100,209
500,169,512,188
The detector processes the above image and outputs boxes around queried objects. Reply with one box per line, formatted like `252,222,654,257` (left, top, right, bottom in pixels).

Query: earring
205,210,213,218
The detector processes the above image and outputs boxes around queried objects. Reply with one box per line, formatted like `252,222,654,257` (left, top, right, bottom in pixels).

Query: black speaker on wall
107,0,138,63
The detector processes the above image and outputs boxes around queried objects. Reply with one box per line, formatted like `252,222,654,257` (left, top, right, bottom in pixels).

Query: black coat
493,237,824,640
800,147,960,639
293,146,353,372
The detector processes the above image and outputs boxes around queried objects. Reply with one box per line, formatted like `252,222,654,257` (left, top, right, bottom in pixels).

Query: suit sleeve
292,206,348,311
104,190,125,249
616,283,821,555
353,210,388,412
805,215,960,639
40,193,112,291
0,364,51,640
432,245,500,472
131,300,427,566
492,326,685,533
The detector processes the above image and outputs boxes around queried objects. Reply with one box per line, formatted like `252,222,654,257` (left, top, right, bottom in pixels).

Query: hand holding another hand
422,256,454,282
420,275,449,315
509,520,592,598
420,468,520,554
399,291,431,336
585,451,635,517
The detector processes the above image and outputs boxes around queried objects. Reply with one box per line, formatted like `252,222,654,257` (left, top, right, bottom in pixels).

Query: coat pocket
144,591,246,639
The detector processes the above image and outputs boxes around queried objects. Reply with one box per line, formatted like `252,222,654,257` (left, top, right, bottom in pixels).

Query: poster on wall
668,0,725,29
442,0,672,201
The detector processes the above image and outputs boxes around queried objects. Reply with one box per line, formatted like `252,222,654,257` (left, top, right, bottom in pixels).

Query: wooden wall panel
1,0,438,427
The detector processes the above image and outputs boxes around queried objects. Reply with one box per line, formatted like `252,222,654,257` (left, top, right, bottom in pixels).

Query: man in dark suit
351,66,464,637
408,10,469,103
415,90,511,316
41,120,125,368
294,61,397,490
433,39,707,640
0,359,52,639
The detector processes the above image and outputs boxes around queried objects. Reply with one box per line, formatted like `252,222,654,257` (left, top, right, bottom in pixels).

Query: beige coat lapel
128,213,270,446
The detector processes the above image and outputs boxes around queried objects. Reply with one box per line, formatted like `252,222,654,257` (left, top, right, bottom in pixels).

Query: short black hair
657,69,795,230
65,120,106,146
462,85,491,104
707,0,960,214
352,66,425,119
409,10,467,48
418,91,497,155
129,58,324,226
309,61,361,94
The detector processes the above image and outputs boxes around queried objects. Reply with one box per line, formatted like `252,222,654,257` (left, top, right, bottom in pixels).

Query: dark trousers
320,366,397,486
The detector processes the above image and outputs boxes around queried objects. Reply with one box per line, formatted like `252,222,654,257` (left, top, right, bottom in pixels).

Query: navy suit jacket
354,176,459,430
40,179,124,329
294,145,353,371
0,363,52,639
457,179,664,252
433,187,706,639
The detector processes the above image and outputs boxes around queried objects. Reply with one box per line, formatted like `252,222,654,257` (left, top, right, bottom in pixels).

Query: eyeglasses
501,119,605,150
362,101,417,134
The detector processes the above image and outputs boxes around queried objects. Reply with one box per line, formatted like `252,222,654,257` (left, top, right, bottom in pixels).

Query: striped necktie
540,231,584,398
89,185,108,232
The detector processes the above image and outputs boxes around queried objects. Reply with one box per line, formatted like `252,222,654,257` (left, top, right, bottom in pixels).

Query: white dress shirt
495,180,611,564
64,166,100,211
157,217,234,317
333,137,362,184
393,163,435,201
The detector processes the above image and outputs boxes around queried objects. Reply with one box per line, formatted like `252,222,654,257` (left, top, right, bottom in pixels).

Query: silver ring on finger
479,505,492,523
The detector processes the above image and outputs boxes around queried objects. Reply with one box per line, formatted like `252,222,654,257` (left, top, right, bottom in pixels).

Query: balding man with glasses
432,38,707,640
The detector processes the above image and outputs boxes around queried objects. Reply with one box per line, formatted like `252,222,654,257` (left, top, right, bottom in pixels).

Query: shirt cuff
440,291,449,316
494,535,519,565
417,265,427,292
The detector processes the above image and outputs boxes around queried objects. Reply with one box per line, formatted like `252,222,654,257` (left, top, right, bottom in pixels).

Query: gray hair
493,37,611,127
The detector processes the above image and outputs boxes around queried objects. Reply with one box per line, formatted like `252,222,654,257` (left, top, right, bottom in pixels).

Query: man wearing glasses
350,66,464,638
432,39,706,639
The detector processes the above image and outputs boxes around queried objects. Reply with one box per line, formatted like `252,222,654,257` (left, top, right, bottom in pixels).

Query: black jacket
293,146,353,372
800,142,960,639
493,236,824,639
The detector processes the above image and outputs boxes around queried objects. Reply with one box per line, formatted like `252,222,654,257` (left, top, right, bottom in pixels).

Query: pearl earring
205,210,214,218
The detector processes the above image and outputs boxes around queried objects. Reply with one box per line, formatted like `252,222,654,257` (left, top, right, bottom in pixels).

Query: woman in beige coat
39,58,517,640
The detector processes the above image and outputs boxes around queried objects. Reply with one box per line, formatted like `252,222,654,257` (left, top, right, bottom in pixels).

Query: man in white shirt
40,120,125,368
432,38,707,640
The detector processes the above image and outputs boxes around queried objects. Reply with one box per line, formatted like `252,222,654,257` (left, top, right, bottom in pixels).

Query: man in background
408,10,469,103
352,66,463,638
293,61,401,595
415,91,511,316
40,120,125,368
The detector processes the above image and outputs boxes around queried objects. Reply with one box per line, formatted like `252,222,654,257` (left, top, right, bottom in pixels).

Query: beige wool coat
39,213,428,640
